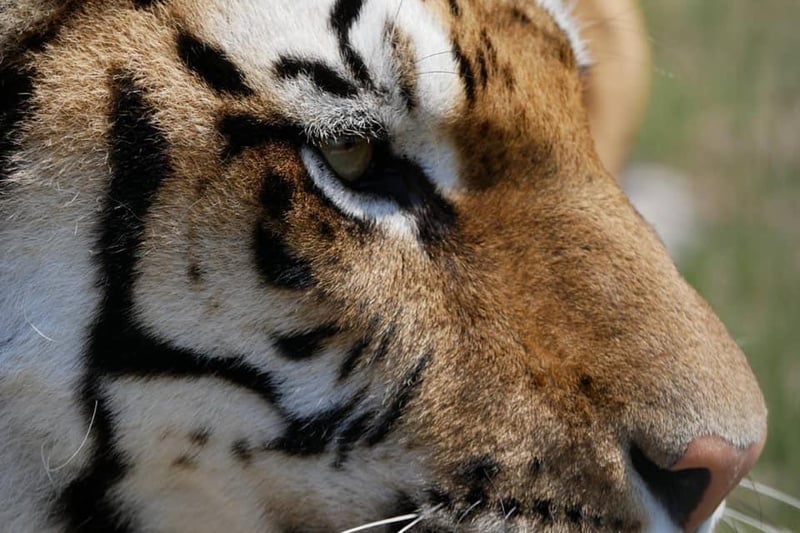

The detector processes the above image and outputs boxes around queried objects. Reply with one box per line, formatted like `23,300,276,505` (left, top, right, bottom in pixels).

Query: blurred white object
622,164,699,261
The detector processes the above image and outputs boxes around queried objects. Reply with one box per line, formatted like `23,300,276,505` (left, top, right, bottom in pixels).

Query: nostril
631,445,711,529
632,435,765,532
668,436,765,532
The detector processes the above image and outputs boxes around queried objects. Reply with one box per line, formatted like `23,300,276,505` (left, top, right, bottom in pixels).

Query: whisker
456,500,483,524
41,400,98,484
504,505,519,520
415,50,455,64
737,478,800,512
727,498,769,529
720,516,742,533
395,514,426,533
416,70,459,77
386,0,405,46
398,503,444,533
340,513,418,533
24,305,57,343
723,508,784,533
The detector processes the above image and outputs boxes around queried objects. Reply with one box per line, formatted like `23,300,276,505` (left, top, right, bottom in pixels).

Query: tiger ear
571,0,651,178
0,0,75,58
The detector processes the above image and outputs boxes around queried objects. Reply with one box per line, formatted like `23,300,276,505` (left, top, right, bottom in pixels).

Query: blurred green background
631,1,799,530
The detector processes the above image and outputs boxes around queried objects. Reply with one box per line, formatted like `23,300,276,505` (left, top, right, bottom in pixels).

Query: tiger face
0,0,767,532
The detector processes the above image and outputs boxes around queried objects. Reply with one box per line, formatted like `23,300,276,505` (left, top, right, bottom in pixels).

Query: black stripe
411,178,458,248
93,332,280,405
239,118,343,289
16,1,82,53
452,41,476,103
386,25,418,112
500,498,523,519
177,32,253,96
426,488,454,509
254,224,316,290
133,0,166,7
0,64,34,184
510,7,533,25
330,0,373,87
274,325,340,360
275,56,358,98
332,409,375,467
532,499,554,525
59,400,132,533
100,72,170,288
218,113,302,162
338,336,370,380
388,492,419,521
397,70,417,112
448,0,462,17
457,456,501,509
476,50,489,89
62,74,280,529
365,352,431,446
260,173,294,222
63,334,282,530
338,317,379,381
480,30,497,69
457,456,501,486
269,392,364,455
61,71,171,532
370,323,396,364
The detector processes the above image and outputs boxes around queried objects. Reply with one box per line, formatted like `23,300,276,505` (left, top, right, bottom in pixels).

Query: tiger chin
0,0,766,532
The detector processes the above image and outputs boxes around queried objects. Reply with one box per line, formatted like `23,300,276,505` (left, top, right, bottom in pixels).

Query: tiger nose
632,435,766,532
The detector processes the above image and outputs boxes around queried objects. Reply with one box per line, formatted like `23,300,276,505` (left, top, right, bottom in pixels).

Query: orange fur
0,0,765,531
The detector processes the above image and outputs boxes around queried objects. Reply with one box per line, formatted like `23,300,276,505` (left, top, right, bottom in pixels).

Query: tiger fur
0,0,767,532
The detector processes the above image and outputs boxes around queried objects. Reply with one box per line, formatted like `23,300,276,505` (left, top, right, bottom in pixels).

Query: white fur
537,0,591,66
103,377,423,532
0,154,106,529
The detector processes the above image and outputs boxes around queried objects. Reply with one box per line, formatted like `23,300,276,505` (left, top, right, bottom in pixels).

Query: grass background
629,1,799,529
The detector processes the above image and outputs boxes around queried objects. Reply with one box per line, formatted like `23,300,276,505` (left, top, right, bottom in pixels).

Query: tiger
0,0,767,532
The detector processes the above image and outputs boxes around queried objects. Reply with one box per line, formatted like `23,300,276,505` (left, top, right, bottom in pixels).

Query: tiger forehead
166,0,585,123
172,0,462,120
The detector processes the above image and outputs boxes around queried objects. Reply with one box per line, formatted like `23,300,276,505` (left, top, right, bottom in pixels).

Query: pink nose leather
671,435,766,532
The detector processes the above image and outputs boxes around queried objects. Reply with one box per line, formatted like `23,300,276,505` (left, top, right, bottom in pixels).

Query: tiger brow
274,55,359,98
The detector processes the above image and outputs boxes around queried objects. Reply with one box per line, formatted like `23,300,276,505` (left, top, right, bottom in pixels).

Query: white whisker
416,70,459,77
737,478,800,512
723,508,784,533
24,311,57,343
339,513,418,533
41,401,98,485
504,505,519,520
415,49,455,64
457,500,483,524
395,514,425,533
721,515,746,533
389,0,405,44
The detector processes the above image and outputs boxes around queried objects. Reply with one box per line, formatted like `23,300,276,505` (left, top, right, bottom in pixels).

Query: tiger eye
318,137,374,182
